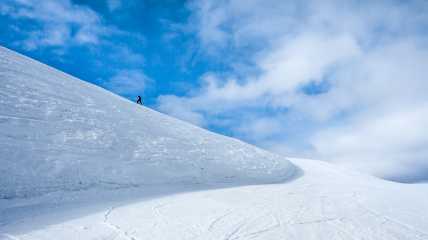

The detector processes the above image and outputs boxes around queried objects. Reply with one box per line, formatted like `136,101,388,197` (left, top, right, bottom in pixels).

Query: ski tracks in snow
124,183,426,240
351,192,428,239
102,206,139,240
199,183,428,240
2,183,427,240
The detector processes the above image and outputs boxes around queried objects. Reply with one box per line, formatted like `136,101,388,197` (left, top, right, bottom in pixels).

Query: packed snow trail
1,46,428,240
0,46,294,199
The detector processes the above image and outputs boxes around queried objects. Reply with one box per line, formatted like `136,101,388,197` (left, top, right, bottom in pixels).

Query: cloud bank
158,0,428,182
0,0,112,50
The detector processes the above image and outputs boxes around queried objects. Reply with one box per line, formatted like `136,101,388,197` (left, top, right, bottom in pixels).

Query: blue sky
1,0,428,182
0,0,208,105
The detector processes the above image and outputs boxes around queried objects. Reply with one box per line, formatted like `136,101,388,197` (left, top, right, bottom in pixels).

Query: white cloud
1,0,111,49
158,0,428,182
312,105,428,182
157,95,206,126
22,24,71,50
187,0,229,54
109,46,145,65
235,117,284,141
103,70,150,97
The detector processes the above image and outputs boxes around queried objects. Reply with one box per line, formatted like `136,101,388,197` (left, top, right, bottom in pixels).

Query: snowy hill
0,46,295,199
1,46,427,240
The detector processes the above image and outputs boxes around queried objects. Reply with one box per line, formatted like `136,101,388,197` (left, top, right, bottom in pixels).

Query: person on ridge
136,95,143,105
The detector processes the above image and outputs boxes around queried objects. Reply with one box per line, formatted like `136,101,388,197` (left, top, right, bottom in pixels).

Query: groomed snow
1,46,427,240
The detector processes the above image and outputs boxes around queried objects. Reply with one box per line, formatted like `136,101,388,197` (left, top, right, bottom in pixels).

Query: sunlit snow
0,46,427,240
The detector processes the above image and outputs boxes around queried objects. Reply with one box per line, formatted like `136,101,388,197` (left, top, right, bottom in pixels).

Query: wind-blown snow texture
0,46,295,199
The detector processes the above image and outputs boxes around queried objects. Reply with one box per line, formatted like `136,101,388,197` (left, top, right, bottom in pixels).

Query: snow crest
0,46,295,199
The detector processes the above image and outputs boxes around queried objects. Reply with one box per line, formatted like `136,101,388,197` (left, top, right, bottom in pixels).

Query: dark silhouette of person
136,95,142,105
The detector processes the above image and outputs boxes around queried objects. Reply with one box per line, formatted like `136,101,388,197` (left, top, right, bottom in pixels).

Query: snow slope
1,46,428,240
0,46,295,199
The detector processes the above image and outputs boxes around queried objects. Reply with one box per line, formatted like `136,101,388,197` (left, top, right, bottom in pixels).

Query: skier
136,95,143,105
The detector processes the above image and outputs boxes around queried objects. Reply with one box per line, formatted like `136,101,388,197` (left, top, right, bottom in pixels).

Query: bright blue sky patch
300,80,331,96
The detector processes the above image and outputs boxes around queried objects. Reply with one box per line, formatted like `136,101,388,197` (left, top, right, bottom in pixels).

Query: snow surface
0,46,295,199
1,46,428,240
